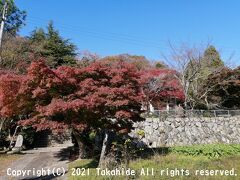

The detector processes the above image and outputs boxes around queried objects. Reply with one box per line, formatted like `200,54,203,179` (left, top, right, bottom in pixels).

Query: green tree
154,61,166,68
202,45,224,67
0,1,27,71
202,66,240,109
199,45,224,79
188,45,225,109
0,0,26,35
30,28,46,42
30,22,77,68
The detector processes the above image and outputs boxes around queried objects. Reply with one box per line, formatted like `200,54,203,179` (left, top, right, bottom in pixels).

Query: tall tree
29,28,46,42
0,0,26,35
198,45,224,82
189,45,225,109
164,43,203,109
202,45,224,68
30,22,77,68
0,1,27,69
202,66,240,109
165,43,225,109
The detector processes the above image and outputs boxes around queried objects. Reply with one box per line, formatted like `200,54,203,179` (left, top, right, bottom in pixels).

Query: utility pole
0,0,8,48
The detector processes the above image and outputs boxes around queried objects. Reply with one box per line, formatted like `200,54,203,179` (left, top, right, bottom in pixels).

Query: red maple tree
6,60,144,158
0,70,29,133
142,68,185,109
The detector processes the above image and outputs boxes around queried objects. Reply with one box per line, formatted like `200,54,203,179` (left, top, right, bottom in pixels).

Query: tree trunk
9,126,20,149
73,131,87,159
98,130,109,168
0,118,6,133
205,96,209,110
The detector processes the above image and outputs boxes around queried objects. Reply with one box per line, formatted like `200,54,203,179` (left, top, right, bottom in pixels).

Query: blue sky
16,0,240,66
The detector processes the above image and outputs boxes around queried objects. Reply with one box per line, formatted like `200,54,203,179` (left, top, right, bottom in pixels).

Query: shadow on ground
54,146,74,162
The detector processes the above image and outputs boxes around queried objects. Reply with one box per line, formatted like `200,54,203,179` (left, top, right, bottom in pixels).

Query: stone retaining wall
129,116,240,147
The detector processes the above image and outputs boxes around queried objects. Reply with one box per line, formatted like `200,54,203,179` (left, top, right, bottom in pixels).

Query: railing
145,110,240,118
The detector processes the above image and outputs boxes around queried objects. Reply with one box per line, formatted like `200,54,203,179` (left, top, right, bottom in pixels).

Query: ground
0,154,21,177
1,142,73,180
1,144,240,179
68,154,240,180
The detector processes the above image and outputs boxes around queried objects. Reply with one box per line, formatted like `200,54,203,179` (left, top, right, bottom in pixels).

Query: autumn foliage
0,71,25,117
0,59,188,134
0,60,145,135
142,68,185,108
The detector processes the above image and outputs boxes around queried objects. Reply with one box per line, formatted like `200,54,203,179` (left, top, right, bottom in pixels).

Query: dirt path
1,144,73,180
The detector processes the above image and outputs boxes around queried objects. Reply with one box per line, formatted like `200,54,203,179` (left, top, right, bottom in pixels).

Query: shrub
169,144,240,159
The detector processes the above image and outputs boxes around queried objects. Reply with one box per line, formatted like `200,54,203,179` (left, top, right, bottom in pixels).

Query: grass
0,154,21,176
169,144,240,158
68,152,240,180
129,154,240,180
